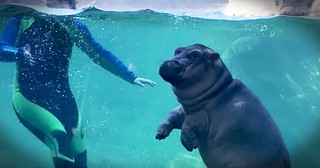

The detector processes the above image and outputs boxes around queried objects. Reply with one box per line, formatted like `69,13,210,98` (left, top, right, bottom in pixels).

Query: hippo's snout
159,60,184,85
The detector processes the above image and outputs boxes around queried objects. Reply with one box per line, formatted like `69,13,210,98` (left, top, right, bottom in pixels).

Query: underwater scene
0,3,320,168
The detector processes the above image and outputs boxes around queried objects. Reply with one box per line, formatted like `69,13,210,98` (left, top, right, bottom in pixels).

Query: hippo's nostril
161,60,180,68
161,60,170,67
162,60,180,66
167,60,180,66
172,60,180,65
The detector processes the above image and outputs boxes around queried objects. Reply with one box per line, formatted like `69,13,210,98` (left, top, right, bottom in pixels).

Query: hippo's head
159,44,233,104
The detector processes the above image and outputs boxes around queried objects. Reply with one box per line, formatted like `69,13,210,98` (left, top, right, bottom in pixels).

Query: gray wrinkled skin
156,44,290,168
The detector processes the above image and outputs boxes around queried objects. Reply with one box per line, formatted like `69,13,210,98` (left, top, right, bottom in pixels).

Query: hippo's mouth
159,60,186,85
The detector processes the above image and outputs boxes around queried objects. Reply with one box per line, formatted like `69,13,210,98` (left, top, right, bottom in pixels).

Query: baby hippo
156,44,290,168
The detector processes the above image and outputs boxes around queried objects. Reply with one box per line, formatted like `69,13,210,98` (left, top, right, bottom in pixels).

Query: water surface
0,10,320,168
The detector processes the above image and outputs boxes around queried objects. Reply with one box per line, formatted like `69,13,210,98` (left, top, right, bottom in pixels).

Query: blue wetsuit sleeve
66,19,137,84
0,17,23,62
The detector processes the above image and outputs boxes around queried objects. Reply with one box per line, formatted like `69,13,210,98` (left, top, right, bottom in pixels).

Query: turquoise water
0,11,320,168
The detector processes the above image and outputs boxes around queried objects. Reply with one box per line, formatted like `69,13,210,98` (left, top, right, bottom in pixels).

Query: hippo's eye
189,50,201,59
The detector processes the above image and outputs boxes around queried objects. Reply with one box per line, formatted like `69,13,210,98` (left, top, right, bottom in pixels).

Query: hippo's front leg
156,106,185,140
180,109,209,151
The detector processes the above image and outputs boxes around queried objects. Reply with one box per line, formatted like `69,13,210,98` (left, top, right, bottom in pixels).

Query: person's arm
61,18,156,87
0,17,24,62
62,18,137,84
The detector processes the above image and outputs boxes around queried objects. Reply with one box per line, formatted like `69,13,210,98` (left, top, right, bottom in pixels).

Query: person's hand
23,44,35,66
133,77,156,87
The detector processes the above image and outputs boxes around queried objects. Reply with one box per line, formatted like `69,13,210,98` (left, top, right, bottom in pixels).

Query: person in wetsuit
0,1,156,168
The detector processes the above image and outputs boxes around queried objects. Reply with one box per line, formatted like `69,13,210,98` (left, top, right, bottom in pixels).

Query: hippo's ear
207,50,220,60
207,51,220,67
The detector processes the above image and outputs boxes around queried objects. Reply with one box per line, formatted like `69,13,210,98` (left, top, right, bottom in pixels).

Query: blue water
0,10,320,168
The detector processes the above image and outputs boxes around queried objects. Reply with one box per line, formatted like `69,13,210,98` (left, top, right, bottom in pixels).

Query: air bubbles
260,24,268,33
110,36,118,42
245,23,272,36
270,31,275,37
172,15,184,30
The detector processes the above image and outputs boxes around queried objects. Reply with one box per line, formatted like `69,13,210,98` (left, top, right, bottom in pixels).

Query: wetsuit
0,16,137,168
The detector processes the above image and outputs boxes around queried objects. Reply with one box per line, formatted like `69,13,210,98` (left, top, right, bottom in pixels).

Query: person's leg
13,90,75,168
74,149,87,168
70,115,87,168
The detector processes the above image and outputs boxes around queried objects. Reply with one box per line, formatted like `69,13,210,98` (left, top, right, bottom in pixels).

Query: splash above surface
0,0,319,19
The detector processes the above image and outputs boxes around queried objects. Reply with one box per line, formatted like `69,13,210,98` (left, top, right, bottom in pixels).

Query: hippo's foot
181,128,198,151
156,122,173,140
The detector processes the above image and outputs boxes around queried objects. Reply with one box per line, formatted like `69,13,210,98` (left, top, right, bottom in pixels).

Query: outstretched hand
133,77,156,87
23,44,35,66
